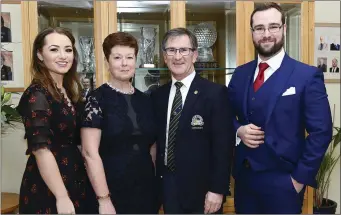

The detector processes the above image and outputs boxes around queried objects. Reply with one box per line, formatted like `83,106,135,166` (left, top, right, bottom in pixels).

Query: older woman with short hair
81,32,158,214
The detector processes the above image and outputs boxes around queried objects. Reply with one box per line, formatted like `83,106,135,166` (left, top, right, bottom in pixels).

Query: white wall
1,94,27,193
315,1,341,213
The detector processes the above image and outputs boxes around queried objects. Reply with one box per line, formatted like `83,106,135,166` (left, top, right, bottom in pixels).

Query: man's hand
204,192,223,214
291,176,304,193
237,124,264,148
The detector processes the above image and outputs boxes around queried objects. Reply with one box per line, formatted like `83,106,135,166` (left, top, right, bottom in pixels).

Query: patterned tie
167,81,183,171
254,62,269,91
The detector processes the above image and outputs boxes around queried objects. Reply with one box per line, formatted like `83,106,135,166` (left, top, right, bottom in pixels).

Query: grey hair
332,58,338,63
161,27,198,51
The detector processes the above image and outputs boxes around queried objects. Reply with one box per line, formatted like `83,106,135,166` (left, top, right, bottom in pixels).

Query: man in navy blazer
228,3,333,214
151,28,234,214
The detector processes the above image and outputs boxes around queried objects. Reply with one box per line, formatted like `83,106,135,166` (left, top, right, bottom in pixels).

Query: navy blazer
151,74,235,209
228,54,333,188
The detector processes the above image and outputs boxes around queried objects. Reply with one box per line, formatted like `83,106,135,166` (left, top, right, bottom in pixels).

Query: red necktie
254,62,269,91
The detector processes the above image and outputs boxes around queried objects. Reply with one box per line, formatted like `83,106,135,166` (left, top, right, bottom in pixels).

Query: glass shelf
133,67,235,93
136,67,235,71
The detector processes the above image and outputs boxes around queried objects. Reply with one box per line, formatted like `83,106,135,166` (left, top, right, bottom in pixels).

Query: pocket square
282,87,296,96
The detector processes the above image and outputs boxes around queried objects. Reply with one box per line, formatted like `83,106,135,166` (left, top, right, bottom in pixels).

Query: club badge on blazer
191,115,204,129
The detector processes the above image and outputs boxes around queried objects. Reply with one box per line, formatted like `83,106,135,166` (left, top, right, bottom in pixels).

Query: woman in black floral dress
17,27,87,214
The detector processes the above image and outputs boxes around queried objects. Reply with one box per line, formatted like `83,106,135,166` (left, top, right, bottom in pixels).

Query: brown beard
253,33,285,58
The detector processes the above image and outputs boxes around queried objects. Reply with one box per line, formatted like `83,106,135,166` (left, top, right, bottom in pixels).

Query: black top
81,83,158,213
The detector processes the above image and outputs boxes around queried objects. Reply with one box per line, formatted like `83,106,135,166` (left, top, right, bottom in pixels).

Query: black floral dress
17,83,87,214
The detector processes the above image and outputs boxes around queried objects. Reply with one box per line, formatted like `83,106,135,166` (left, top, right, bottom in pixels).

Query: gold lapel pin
194,90,198,94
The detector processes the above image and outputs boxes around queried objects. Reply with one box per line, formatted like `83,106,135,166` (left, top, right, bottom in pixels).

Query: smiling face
163,35,198,80
107,45,136,82
251,8,286,59
37,32,74,76
332,59,338,67
82,78,91,89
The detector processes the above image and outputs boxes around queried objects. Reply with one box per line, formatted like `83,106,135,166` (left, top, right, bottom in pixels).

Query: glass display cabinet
116,1,170,93
186,1,237,86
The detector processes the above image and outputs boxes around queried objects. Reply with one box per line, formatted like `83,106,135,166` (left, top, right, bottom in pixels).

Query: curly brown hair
31,27,82,103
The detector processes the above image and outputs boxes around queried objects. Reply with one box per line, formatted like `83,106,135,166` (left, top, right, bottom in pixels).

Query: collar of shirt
254,48,285,82
171,70,196,90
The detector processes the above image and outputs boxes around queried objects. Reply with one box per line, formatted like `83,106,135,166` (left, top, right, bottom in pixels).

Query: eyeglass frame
163,47,196,56
251,24,284,34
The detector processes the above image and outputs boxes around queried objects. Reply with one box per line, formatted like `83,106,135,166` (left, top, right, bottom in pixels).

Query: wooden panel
1,192,19,214
306,4,315,211
107,1,118,84
236,1,255,65
108,2,117,35
236,1,245,66
21,1,38,89
170,1,185,28
301,2,315,213
308,2,315,66
244,2,255,62
4,88,24,92
2,0,21,4
301,1,309,64
94,1,116,87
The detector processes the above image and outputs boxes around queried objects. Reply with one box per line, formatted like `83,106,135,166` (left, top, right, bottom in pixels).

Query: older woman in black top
81,32,158,214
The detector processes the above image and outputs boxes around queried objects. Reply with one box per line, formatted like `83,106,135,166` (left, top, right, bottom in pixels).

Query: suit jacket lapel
178,74,201,132
242,60,258,122
265,54,295,125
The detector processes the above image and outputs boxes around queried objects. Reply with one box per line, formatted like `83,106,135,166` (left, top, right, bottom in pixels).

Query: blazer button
160,176,163,178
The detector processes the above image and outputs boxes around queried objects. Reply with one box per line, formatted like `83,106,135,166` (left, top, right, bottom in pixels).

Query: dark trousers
162,167,223,214
234,160,306,214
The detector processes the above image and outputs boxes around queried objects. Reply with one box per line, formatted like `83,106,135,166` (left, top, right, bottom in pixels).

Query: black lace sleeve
19,87,54,155
81,94,103,129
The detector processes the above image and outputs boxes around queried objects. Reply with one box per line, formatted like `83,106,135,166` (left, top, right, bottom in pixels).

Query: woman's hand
56,196,76,214
98,198,116,214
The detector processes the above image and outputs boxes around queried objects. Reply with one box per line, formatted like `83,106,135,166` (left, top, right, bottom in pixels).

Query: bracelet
96,193,111,200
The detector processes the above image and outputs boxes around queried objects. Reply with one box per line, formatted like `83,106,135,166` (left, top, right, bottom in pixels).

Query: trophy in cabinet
140,27,157,68
193,22,219,68
79,36,95,73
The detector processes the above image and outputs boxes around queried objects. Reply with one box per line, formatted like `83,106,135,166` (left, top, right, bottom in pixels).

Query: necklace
106,82,135,95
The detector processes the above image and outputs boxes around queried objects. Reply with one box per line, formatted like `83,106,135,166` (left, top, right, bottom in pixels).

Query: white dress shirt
236,48,285,146
164,71,196,164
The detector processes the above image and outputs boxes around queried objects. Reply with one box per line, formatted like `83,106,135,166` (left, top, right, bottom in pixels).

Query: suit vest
245,70,281,171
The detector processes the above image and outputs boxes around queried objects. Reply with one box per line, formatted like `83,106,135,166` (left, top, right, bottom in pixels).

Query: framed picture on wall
315,23,341,83
1,2,24,91
1,50,13,81
1,43,24,90
1,12,12,43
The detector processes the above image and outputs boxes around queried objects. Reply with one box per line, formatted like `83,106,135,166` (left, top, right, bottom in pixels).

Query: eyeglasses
251,25,283,34
164,47,195,56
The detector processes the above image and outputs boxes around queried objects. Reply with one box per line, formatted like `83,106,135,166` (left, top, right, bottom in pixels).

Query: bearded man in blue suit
228,2,333,214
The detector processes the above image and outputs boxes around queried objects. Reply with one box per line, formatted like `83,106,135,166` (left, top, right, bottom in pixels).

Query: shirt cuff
236,129,241,146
